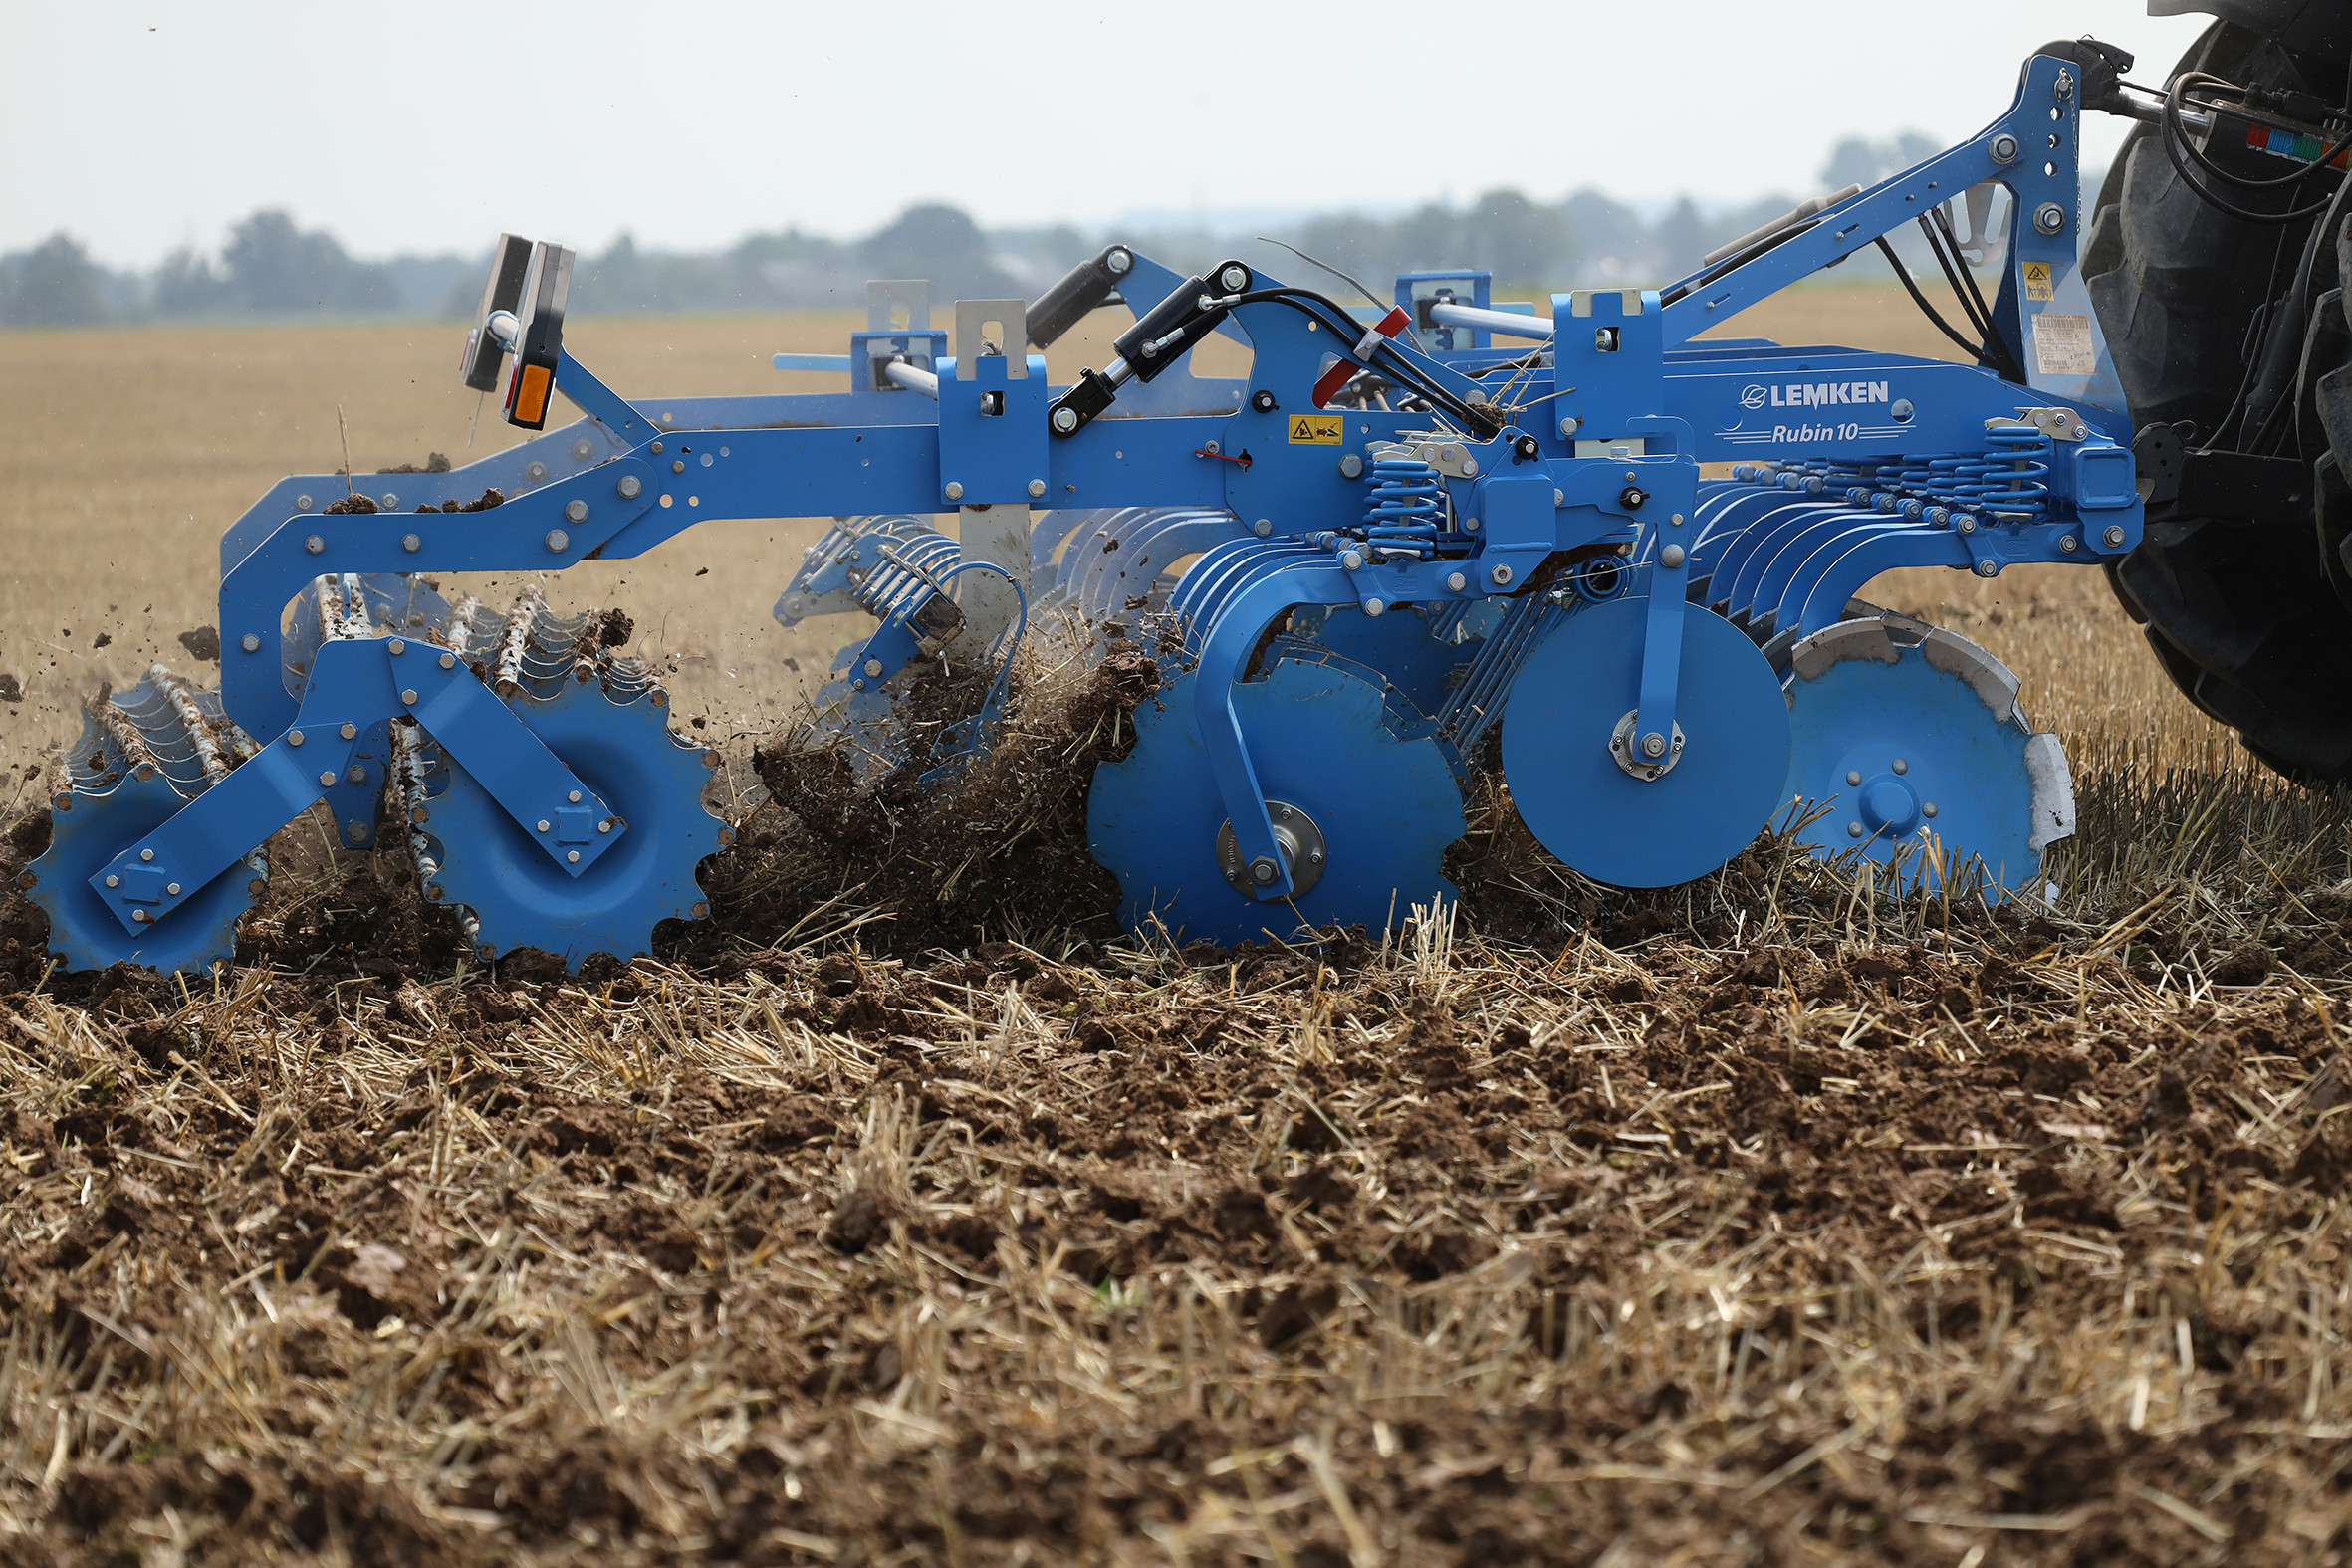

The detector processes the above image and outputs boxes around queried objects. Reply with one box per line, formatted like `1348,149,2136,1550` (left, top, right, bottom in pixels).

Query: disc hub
1216,800,1327,899
1858,774,1920,835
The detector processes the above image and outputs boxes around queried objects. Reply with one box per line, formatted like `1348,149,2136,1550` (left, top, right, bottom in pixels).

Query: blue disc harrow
26,41,2154,973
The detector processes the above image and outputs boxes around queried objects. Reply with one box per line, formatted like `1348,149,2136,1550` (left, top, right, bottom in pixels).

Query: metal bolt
343,821,367,845
567,850,581,863
863,659,883,678
1250,856,1279,885
2054,66,2074,100
1106,248,1132,275
347,766,367,784
1660,544,1686,568
691,901,710,920
1460,458,1479,476
296,494,314,511
1924,802,1939,818
1847,770,1863,786
1447,571,1467,592
241,632,261,653
306,535,325,555
1340,549,1364,571
288,729,305,748
851,678,864,692
565,498,589,523
1028,478,1047,498
2104,525,2127,548
340,722,356,739
400,688,419,704
1051,407,1079,434
537,818,552,832
1363,598,1386,617
387,638,404,655
1490,563,1515,586
439,651,455,669
2035,202,2067,235
1893,758,1908,774
132,909,149,923
166,881,180,895
1991,133,2020,164
381,493,397,509
1339,454,1363,479
543,530,571,555
944,481,965,501
317,771,336,787
526,461,548,482
568,789,582,803
1849,821,1866,838
598,820,611,833
140,848,154,862
1956,515,1978,535
573,439,593,460
1558,416,1580,439
1220,264,1250,292
619,474,642,499
2058,535,2078,554
1253,518,1273,537
1976,560,1999,577
402,533,420,553
105,874,118,888
1642,733,1667,759
671,459,686,474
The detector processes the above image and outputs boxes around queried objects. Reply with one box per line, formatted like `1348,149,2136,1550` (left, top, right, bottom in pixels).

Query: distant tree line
0,134,1982,330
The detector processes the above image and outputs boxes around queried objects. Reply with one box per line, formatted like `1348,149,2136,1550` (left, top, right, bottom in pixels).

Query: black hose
1873,238,2005,372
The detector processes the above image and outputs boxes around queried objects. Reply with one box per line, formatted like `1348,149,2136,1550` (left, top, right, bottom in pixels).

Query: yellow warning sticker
1288,413,1344,445
2022,260,2055,303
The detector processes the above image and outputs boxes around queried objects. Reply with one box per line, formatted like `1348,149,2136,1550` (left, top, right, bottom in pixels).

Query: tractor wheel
2085,20,2352,784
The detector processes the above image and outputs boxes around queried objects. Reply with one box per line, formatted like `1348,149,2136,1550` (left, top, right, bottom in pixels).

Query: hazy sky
4,1,2212,267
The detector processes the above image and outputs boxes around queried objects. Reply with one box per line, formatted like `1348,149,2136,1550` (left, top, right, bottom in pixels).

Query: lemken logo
1741,380,1892,410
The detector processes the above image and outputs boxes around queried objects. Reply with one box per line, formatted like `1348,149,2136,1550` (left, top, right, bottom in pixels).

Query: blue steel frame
106,48,2135,940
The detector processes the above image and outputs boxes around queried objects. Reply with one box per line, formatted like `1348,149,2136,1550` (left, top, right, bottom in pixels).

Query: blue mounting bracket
937,349,1050,506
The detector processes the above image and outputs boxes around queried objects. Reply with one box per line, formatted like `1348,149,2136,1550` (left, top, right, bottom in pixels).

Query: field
3,290,2352,1566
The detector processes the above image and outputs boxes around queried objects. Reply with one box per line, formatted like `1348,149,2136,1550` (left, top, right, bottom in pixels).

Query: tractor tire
2085,19,2352,784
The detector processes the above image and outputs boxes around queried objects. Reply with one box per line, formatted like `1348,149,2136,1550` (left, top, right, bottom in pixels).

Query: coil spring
1944,424,2049,519
1361,457,1446,557
1569,555,1628,602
